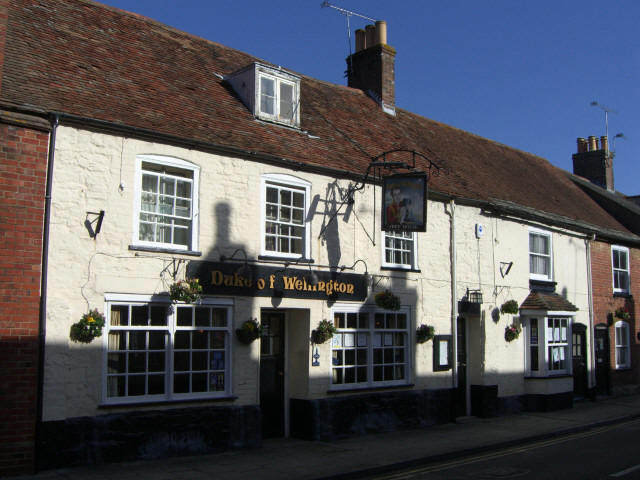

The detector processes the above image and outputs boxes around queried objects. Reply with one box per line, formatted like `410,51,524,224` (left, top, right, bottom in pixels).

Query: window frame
529,228,553,281
612,245,630,294
329,303,411,391
132,155,200,252
523,313,574,377
615,320,631,369
257,71,299,127
260,173,311,260
102,294,232,405
382,230,418,270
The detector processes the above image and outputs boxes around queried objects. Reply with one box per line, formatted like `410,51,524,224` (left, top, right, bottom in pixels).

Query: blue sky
102,0,639,196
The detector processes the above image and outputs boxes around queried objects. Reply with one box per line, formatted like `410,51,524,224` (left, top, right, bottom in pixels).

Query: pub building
2,0,639,474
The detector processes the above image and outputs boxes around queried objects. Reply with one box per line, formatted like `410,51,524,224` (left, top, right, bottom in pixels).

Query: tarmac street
14,394,640,480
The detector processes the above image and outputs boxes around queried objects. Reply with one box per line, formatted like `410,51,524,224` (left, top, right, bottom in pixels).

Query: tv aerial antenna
590,101,617,146
321,1,377,76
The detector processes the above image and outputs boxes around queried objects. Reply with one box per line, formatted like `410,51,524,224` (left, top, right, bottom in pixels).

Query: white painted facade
43,125,591,423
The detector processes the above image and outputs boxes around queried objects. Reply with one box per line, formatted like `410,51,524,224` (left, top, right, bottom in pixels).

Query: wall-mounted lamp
221,248,252,281
307,262,319,286
340,259,371,286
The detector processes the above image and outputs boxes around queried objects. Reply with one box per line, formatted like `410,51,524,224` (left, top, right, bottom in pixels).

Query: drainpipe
447,200,458,404
586,233,596,397
35,114,58,472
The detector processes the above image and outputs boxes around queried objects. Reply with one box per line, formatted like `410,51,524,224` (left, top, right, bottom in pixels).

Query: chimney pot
355,29,366,52
600,135,608,152
577,137,587,153
375,20,387,45
588,136,598,151
365,25,375,49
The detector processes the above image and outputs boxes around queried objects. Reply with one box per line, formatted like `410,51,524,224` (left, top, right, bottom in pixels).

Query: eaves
6,102,639,246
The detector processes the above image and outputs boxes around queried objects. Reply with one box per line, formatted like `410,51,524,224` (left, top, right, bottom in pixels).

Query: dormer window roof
226,62,300,128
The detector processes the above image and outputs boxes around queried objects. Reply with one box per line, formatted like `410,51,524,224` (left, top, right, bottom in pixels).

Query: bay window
524,315,573,376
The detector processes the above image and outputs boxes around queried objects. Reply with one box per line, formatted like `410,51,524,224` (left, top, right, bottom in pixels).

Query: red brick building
571,138,640,396
0,111,51,476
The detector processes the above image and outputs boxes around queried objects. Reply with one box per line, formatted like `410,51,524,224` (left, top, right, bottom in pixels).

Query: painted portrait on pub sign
382,173,427,232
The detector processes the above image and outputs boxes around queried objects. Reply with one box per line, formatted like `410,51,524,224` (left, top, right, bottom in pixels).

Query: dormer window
226,63,300,128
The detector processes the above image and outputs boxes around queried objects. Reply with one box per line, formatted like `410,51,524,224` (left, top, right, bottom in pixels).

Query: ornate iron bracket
318,150,442,244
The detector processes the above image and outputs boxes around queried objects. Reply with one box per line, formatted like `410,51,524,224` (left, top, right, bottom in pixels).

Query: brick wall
590,241,640,390
0,122,48,475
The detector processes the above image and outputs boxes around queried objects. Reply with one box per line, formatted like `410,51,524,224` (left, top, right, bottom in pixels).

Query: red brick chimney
572,135,614,191
347,20,396,115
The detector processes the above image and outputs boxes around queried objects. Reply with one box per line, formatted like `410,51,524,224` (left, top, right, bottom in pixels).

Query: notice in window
439,339,449,366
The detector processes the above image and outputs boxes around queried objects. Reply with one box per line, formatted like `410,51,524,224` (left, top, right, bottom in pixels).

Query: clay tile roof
0,0,635,238
520,291,578,312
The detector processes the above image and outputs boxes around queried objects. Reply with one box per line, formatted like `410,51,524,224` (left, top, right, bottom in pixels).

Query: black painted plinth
290,388,453,441
37,405,261,470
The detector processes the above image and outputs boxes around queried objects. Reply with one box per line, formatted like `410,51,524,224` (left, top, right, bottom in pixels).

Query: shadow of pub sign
188,261,368,301
382,173,427,232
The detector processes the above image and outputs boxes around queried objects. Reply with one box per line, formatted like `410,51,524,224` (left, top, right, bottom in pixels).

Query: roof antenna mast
321,1,377,77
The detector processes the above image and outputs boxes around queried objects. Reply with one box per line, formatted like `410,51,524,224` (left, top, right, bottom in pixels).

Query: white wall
43,126,591,420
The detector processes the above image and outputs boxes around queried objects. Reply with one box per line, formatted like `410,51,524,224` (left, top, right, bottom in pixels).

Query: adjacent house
1,0,638,475
570,137,640,396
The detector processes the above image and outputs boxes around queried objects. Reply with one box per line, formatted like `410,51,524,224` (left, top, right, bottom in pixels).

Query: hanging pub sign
187,261,368,301
382,172,427,232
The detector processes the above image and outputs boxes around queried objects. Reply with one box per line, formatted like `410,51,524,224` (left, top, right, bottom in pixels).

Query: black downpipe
34,114,58,472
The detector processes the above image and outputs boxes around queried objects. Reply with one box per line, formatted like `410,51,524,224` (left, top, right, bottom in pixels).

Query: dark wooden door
572,324,587,398
456,316,467,417
594,324,611,395
260,311,285,437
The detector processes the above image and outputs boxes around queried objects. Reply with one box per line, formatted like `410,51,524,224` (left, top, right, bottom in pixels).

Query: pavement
13,393,640,480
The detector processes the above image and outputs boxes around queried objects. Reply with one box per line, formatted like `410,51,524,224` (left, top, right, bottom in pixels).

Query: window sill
99,395,237,409
258,255,314,264
529,279,557,292
524,374,572,380
613,292,632,298
381,266,421,273
614,367,632,371
129,245,202,257
327,383,414,394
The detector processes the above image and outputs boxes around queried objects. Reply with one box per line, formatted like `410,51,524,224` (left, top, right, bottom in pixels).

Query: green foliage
70,309,105,343
169,278,202,303
500,300,519,315
374,290,401,311
416,324,435,344
311,319,337,344
504,323,521,342
236,318,261,344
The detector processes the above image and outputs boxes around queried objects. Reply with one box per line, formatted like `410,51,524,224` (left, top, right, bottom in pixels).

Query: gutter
5,103,638,246
446,200,458,411
35,114,58,472
586,234,596,392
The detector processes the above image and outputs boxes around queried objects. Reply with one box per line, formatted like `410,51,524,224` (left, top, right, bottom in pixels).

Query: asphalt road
361,418,640,480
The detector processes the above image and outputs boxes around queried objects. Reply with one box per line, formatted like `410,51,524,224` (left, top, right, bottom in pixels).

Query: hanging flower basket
70,309,105,343
500,300,519,315
235,318,261,344
311,319,337,344
416,324,435,344
375,290,401,311
504,323,521,342
169,278,202,303
614,307,631,321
